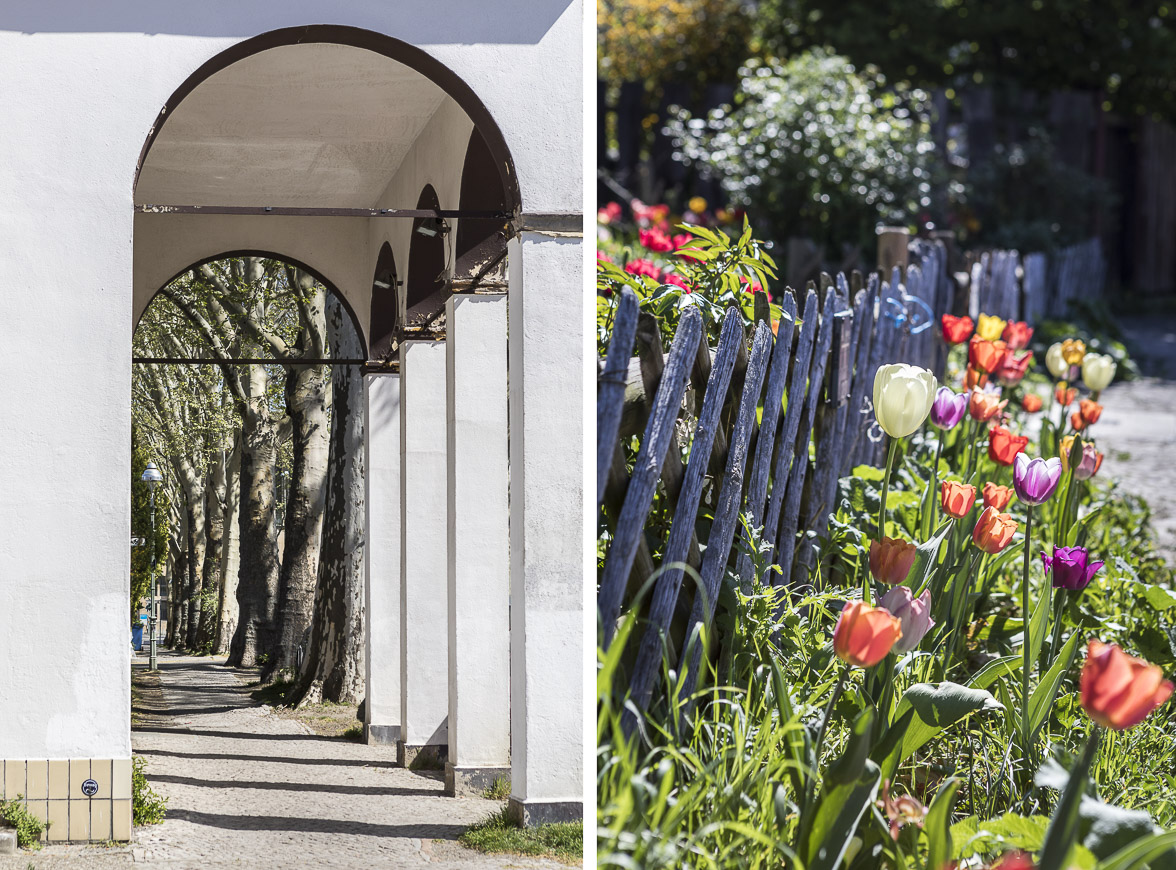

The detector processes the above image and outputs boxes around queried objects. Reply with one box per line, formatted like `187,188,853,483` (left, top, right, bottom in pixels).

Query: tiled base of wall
1,758,132,842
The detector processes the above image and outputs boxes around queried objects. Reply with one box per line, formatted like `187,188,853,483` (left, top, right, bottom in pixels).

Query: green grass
483,776,511,800
249,677,294,705
340,724,364,742
459,808,582,864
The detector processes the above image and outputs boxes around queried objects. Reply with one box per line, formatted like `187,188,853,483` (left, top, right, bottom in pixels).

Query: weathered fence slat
844,273,880,473
596,289,639,506
626,308,745,716
598,308,702,645
733,290,799,586
680,320,774,688
779,287,837,585
761,288,820,561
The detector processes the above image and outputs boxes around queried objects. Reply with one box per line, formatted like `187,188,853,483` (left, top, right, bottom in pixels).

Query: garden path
0,653,562,869
1094,315,1176,568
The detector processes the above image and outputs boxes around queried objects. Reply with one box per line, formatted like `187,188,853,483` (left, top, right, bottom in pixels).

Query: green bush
0,795,46,849
132,757,167,826
668,49,935,253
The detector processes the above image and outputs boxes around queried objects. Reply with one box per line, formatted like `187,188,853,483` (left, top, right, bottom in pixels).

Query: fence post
877,227,910,274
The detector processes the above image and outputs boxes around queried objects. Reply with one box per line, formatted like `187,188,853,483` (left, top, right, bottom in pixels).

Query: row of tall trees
131,257,366,706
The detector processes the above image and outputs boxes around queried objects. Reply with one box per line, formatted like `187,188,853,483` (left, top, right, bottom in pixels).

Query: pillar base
396,741,447,771
444,763,510,797
364,724,400,746
507,797,583,826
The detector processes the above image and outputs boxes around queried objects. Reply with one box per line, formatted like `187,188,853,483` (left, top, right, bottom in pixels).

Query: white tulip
1045,342,1069,379
872,364,937,438
1081,353,1116,392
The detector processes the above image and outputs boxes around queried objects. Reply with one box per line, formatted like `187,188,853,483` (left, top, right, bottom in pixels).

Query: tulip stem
1047,588,1067,671
927,431,944,538
1020,505,1035,756
873,438,900,605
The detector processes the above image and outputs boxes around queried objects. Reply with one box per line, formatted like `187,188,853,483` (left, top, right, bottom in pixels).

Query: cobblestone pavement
1095,316,1176,568
1,653,567,869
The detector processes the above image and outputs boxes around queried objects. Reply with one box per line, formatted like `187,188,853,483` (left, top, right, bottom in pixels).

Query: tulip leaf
1029,630,1082,737
1038,731,1102,870
803,759,882,870
1067,504,1106,549
1027,574,1052,666
925,778,961,870
1143,584,1176,612
968,654,1021,691
878,682,1003,779
1078,796,1168,863
1095,829,1176,870
908,520,953,596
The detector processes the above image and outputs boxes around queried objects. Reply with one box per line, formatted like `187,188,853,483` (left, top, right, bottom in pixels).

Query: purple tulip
879,586,935,654
1042,546,1104,591
929,386,968,430
1013,454,1062,506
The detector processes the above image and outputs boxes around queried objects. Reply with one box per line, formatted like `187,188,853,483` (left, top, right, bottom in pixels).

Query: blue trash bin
132,625,144,651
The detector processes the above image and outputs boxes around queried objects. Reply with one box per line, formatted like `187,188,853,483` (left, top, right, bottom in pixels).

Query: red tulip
1081,640,1174,730
1002,321,1034,350
941,314,974,345
973,506,1018,554
968,337,1008,374
969,390,1007,422
995,351,1033,386
941,481,977,519
833,601,903,668
869,537,918,586
987,425,1028,466
982,482,1015,511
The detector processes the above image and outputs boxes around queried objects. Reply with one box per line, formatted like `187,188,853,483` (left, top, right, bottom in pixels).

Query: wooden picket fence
967,237,1106,326
596,242,952,711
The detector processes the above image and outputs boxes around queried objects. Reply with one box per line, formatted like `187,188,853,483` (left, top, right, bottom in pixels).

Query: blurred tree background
598,0,1176,297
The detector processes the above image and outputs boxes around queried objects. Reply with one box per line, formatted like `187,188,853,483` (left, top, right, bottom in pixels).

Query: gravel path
1,653,565,869
1089,316,1176,568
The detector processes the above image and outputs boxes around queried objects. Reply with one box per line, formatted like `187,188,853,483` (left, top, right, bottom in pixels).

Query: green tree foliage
667,50,935,250
131,432,170,621
755,0,1176,123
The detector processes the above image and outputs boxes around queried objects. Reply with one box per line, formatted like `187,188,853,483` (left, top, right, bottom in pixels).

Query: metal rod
149,488,158,671
133,357,368,366
134,204,513,220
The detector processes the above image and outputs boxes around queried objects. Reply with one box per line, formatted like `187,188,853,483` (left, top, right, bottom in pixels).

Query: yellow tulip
687,196,708,214
976,314,1007,342
1061,338,1087,366
872,364,937,438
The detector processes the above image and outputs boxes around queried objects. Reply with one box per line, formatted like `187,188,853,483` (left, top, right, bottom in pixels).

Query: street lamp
141,461,163,670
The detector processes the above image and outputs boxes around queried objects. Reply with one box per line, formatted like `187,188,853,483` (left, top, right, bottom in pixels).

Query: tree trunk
199,442,228,652
215,433,242,656
270,359,331,675
228,364,283,668
289,296,366,706
184,481,207,650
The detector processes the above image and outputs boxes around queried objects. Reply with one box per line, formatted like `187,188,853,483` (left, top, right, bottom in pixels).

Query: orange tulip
1055,384,1077,406
964,365,988,391
940,481,977,519
988,425,1029,466
969,390,1007,422
833,601,903,668
1071,411,1088,432
941,314,974,345
968,337,1008,374
1080,640,1174,730
982,482,1015,511
1078,399,1103,425
1002,320,1034,350
869,537,918,586
973,506,1018,553
1021,393,1043,413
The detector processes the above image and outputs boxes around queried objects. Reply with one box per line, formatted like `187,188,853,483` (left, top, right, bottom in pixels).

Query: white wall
0,0,580,767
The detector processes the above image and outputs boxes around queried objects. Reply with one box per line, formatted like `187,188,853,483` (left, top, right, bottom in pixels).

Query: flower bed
597,216,1176,870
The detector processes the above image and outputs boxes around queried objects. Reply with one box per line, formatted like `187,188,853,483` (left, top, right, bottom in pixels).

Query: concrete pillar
398,341,449,768
363,372,401,746
506,232,584,825
444,294,510,796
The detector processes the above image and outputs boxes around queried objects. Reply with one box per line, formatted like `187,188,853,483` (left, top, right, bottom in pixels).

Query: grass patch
249,677,294,705
483,776,511,800
458,808,582,864
341,724,364,742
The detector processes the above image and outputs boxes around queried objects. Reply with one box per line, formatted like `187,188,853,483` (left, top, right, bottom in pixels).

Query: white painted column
363,372,401,746
444,295,510,796
507,232,584,824
398,341,450,767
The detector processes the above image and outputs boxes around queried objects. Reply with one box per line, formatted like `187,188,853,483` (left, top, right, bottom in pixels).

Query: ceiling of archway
135,43,451,208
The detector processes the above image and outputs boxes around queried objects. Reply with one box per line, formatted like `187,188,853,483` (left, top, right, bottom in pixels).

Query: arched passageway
1,8,583,843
